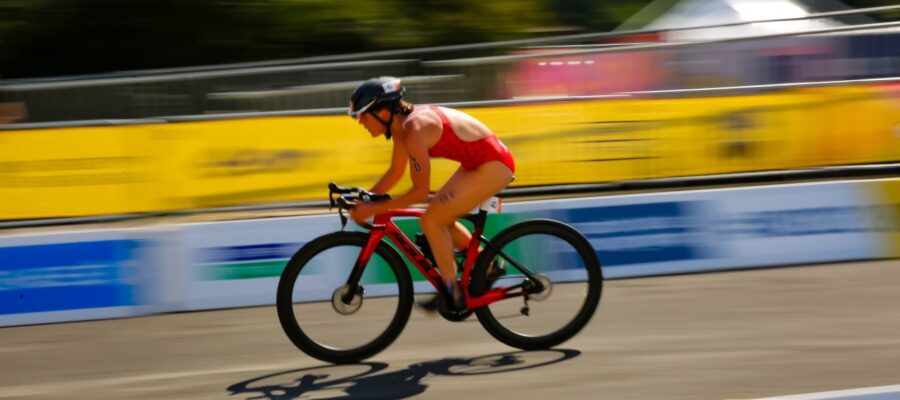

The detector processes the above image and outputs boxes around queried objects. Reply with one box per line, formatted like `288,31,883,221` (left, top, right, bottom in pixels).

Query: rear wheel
276,232,413,364
471,220,602,350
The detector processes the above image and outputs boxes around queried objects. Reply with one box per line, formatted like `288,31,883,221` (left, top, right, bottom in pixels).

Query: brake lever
328,183,338,210
335,196,355,231
338,208,348,231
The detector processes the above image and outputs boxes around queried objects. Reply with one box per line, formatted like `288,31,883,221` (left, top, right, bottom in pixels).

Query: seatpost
467,196,500,237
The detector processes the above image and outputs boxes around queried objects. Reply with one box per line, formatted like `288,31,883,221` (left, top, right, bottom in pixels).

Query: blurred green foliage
0,0,651,79
842,0,900,19
2,0,894,79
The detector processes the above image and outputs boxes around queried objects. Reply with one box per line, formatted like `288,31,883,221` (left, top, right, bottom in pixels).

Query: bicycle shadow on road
227,349,580,400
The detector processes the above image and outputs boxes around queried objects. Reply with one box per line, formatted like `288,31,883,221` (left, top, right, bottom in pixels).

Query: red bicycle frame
350,207,513,310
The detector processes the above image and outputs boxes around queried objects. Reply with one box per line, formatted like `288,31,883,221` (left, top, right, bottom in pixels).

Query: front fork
341,230,385,304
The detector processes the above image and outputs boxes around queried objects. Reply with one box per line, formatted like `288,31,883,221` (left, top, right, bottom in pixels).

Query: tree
0,0,644,79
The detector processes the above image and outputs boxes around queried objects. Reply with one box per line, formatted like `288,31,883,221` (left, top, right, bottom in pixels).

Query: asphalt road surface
3,259,899,400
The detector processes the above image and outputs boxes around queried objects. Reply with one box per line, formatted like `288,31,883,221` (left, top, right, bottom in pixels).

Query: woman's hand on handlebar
349,201,380,224
328,183,392,226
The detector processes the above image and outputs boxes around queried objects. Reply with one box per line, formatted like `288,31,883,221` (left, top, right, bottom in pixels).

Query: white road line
751,384,900,400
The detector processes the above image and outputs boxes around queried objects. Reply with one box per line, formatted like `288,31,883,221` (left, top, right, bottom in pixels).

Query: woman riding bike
347,76,515,312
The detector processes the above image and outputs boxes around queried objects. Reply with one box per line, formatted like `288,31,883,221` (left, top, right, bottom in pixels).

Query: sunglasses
348,99,376,119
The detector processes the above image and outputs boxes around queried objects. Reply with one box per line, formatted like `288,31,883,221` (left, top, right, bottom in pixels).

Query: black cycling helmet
349,77,406,139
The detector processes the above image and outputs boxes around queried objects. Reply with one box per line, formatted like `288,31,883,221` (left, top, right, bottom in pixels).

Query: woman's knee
421,206,453,231
419,209,439,231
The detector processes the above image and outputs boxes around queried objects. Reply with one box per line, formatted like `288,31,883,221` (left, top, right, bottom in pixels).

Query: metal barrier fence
1,5,898,123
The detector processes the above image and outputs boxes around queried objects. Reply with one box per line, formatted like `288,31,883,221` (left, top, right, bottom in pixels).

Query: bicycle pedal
519,295,531,316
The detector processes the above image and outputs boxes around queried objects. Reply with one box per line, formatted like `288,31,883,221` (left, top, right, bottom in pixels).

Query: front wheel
471,219,602,350
276,232,413,364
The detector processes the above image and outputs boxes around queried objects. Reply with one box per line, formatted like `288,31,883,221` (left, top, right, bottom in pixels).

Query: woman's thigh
427,161,513,220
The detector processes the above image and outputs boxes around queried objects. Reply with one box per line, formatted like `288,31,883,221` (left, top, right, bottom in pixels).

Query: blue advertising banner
197,242,302,281
0,240,139,315
566,202,707,267
175,214,336,311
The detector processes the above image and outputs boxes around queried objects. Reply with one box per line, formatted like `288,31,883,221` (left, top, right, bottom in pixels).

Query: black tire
276,231,413,364
471,219,602,350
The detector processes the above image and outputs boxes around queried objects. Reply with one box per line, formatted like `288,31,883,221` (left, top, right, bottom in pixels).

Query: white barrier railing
1,178,897,327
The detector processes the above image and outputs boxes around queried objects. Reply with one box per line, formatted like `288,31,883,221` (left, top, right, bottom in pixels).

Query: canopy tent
616,0,849,41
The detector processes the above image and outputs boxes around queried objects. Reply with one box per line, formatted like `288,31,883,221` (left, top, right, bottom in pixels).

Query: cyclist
347,76,515,312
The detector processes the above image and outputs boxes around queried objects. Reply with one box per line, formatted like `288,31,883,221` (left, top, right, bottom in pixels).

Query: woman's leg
423,167,472,276
425,168,471,262
448,221,471,251
420,161,514,284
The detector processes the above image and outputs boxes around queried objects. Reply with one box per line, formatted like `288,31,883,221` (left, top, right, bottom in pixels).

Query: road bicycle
276,183,603,364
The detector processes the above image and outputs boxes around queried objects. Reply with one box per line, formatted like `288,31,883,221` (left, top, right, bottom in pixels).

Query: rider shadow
227,349,580,400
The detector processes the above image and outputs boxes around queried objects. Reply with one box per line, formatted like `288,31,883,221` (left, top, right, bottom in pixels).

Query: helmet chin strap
371,112,395,140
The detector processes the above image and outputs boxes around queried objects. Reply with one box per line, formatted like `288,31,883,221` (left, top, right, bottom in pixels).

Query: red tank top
419,106,515,172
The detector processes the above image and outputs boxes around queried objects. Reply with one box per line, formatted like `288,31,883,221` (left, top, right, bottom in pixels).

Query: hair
395,99,414,116
371,99,414,117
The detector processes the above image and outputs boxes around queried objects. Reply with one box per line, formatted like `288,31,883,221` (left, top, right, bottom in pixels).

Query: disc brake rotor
528,275,553,301
331,285,363,315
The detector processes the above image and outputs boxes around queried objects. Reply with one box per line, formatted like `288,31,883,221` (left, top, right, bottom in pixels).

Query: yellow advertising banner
0,124,164,219
155,113,498,212
465,85,895,186
2,84,898,220
154,114,449,210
